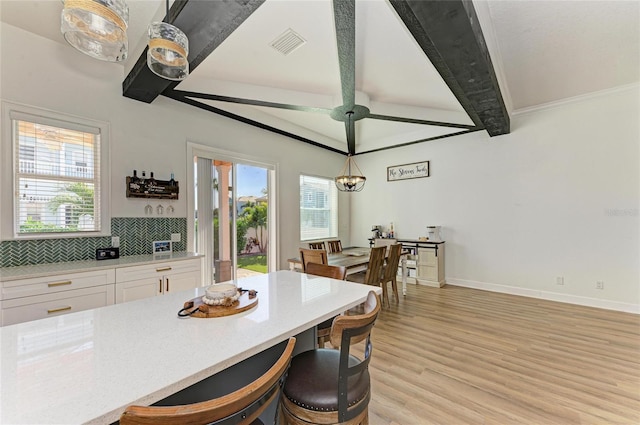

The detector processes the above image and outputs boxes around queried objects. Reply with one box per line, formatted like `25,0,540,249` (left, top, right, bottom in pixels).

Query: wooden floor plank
354,284,640,424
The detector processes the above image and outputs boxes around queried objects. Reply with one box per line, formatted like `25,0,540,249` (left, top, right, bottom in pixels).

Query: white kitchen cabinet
0,269,115,326
115,257,202,303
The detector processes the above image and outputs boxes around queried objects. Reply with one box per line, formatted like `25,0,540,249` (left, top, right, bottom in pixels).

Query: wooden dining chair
308,241,326,250
305,263,348,348
281,291,380,425
346,245,386,287
305,262,347,280
380,244,402,307
120,337,296,425
326,240,343,254
299,248,328,272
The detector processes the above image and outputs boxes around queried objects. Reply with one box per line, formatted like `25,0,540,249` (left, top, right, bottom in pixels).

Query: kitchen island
0,270,378,424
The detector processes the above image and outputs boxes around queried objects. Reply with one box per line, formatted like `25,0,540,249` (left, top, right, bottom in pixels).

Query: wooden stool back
120,338,296,425
305,263,348,348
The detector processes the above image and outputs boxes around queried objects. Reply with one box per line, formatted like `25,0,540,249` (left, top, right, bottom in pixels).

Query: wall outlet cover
171,233,181,242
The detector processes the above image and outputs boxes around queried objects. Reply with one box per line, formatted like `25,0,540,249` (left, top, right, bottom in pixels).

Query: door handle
166,278,169,292
159,279,163,293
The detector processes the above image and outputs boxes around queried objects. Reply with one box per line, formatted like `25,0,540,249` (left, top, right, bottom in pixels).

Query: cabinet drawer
418,248,437,266
1,285,114,326
116,259,201,283
1,269,115,301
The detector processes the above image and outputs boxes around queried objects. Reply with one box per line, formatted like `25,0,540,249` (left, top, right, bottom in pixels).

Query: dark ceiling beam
123,0,265,103
389,0,510,136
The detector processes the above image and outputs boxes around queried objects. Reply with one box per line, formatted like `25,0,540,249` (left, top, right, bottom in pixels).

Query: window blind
13,118,101,235
299,175,338,241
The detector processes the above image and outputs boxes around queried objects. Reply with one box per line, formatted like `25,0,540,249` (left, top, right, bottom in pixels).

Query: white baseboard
446,278,640,314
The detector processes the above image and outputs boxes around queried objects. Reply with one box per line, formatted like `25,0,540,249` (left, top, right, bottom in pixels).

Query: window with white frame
2,104,110,238
299,175,338,241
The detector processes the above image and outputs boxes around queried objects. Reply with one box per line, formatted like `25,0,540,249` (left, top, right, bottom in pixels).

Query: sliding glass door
191,147,275,285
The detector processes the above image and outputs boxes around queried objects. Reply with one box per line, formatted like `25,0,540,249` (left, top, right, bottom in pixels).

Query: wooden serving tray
183,292,258,318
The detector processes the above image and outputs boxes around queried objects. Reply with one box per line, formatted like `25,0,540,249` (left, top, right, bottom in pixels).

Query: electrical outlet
111,236,120,248
596,281,604,290
171,233,181,242
556,276,564,285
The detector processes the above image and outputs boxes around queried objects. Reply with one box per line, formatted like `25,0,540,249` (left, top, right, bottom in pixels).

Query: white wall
352,85,639,312
2,23,638,312
0,23,350,269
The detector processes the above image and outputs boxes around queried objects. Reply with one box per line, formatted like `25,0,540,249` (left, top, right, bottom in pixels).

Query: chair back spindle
308,241,326,250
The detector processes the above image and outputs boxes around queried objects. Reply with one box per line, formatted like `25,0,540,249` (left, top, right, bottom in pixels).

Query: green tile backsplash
0,217,187,268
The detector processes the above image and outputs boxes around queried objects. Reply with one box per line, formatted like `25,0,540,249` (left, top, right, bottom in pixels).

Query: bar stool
281,291,381,425
120,337,296,425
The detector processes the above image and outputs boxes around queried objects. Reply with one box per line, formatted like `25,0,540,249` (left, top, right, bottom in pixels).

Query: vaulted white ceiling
1,0,638,153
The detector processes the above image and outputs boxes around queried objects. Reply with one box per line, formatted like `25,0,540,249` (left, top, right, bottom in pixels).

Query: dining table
288,247,409,295
0,270,380,425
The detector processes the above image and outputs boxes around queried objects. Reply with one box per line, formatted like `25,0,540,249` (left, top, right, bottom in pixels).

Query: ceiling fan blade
173,90,333,114
333,0,356,111
367,113,476,129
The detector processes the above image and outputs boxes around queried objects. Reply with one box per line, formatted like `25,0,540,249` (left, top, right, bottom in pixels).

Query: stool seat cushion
283,349,370,412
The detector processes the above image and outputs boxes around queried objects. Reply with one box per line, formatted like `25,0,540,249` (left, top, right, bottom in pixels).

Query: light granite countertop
0,252,203,281
0,270,380,424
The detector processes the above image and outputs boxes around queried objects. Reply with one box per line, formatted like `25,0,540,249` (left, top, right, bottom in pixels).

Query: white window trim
1,101,111,240
186,142,279,275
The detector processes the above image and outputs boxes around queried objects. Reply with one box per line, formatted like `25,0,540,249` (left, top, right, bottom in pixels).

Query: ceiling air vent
269,28,306,56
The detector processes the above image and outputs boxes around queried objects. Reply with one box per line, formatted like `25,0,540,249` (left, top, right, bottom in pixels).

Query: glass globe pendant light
335,154,366,192
61,0,129,62
147,0,189,81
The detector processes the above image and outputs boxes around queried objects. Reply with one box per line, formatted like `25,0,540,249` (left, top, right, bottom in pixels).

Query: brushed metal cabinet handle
48,281,72,287
48,306,72,314
156,267,172,272
166,278,169,292
159,279,163,293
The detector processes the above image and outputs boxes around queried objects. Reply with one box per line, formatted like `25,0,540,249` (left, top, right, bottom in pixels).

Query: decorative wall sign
387,161,430,181
126,176,179,199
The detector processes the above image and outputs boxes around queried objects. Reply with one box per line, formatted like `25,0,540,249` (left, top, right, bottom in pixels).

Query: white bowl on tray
205,283,238,300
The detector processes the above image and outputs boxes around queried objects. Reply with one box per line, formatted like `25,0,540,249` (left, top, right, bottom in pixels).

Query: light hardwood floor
354,284,640,425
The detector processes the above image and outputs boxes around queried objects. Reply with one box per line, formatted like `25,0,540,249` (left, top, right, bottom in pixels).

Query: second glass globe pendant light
147,0,189,81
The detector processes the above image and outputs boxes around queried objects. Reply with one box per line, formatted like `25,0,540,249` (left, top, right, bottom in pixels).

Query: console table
369,238,445,287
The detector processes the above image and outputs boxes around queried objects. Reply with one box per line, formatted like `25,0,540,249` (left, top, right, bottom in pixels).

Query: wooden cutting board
182,292,258,318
